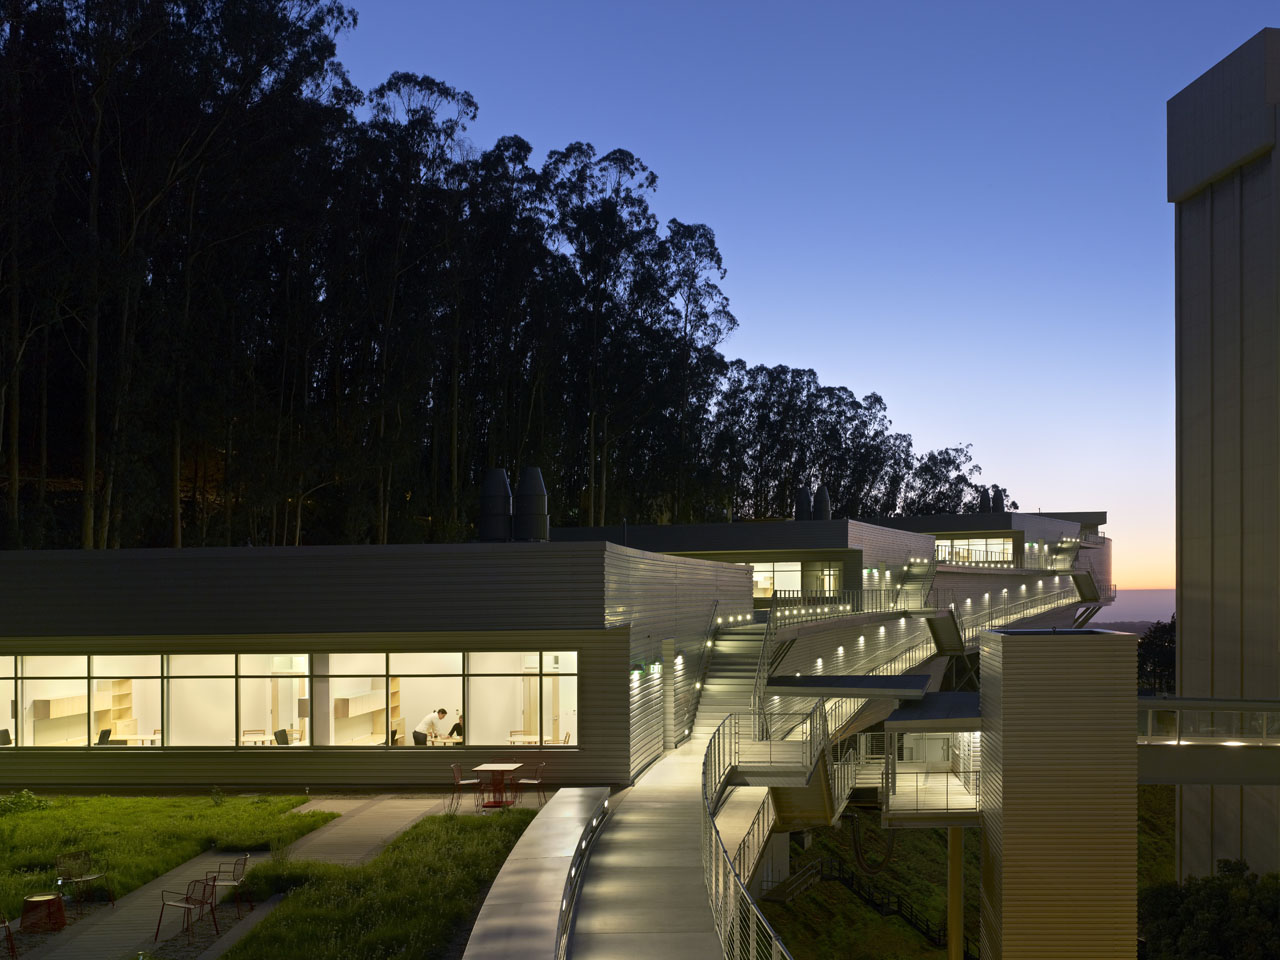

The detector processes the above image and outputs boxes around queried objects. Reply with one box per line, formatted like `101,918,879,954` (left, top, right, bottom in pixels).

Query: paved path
23,793,447,960
569,742,722,960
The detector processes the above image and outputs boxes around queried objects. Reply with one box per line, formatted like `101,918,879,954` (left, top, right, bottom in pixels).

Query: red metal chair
2,915,15,960
56,851,114,915
205,853,252,917
155,877,218,945
450,762,483,813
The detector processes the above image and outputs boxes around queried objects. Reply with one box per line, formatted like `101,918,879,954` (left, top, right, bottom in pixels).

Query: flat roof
764,674,931,700
551,518,931,554
884,692,980,731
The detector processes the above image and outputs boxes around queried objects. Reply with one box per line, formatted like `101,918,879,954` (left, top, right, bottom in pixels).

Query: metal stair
691,624,766,741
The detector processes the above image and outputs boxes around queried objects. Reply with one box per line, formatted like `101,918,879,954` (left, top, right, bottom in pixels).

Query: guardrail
678,600,720,746
702,713,794,960
883,770,980,815
1138,699,1280,745
732,790,776,879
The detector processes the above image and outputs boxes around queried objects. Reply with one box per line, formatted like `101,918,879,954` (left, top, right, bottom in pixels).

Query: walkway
24,793,446,960
570,742,721,960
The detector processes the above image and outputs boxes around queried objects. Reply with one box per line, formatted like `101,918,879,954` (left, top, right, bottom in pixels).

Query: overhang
764,674,931,700
883,692,980,732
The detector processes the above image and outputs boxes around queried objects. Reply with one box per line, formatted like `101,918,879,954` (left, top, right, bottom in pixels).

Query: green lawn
225,808,536,960
0,791,336,920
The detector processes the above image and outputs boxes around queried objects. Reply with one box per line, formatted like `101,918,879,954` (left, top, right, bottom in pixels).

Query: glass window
91,677,161,746
239,676,310,745
22,656,86,677
390,652,461,674
773,562,802,593
322,677,385,746
542,675,577,745
168,654,235,675
0,678,12,746
542,651,577,674
21,677,88,745
750,564,775,598
0,656,13,678
398,676,463,745
467,652,539,674
168,678,234,746
92,655,161,676
319,653,386,675
238,654,307,675
468,676,539,745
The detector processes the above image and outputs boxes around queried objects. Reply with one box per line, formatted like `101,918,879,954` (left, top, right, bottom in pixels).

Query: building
0,508,1109,792
1168,27,1280,877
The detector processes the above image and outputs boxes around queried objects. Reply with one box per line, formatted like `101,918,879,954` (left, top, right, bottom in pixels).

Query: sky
334,1,1278,590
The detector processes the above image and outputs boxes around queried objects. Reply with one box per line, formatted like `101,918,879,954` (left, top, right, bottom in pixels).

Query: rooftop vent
513,467,550,541
478,468,512,542
813,485,832,521
795,487,812,522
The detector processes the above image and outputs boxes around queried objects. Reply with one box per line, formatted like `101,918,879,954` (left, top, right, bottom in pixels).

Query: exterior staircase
691,623,766,741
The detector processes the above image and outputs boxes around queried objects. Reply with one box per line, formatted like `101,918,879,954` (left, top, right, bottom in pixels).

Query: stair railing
678,600,720,744
732,789,777,879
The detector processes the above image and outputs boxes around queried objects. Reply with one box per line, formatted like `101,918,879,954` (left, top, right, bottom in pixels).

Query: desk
427,736,462,747
240,736,275,746
506,734,539,745
473,763,523,808
21,894,65,933
124,736,160,746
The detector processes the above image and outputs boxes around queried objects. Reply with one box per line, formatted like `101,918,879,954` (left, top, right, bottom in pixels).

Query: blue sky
335,2,1276,588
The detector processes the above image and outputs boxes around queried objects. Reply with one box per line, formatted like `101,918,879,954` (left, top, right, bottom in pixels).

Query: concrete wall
1170,29,1280,877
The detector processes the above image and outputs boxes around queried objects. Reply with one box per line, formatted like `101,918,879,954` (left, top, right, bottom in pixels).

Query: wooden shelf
31,695,86,720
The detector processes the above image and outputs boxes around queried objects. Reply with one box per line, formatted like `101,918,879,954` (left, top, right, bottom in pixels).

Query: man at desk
415,708,452,742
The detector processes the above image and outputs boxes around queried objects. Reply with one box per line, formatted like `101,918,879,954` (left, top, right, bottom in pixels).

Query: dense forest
0,1,1015,549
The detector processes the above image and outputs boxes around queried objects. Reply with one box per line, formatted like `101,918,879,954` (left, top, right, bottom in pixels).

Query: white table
473,762,523,807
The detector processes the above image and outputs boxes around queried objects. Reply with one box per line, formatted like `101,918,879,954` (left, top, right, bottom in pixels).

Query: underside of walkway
569,742,720,960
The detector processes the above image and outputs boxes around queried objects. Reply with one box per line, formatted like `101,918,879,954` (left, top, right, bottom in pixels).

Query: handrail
701,713,793,960
731,790,776,879
678,600,720,745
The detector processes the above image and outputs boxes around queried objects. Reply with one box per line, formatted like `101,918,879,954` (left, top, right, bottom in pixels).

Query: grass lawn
225,808,536,960
0,791,336,920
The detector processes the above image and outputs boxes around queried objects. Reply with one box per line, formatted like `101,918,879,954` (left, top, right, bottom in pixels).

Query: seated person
415,708,451,741
448,713,464,738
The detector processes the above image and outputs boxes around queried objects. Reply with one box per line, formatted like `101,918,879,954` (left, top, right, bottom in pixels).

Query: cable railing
702,713,794,960
677,600,720,746
732,790,776,879
883,769,980,815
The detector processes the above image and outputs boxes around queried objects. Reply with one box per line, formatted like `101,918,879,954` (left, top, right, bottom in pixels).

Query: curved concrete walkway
569,742,721,960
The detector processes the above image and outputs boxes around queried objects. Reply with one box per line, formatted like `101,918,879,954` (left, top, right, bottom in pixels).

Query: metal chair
56,851,113,914
2,914,15,960
205,854,251,917
155,877,218,945
517,761,548,806
450,762,482,814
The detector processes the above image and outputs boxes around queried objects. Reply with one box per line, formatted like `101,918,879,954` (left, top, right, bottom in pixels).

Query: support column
948,826,963,960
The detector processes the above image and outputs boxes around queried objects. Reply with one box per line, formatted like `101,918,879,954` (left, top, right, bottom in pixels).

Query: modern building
1169,27,1280,878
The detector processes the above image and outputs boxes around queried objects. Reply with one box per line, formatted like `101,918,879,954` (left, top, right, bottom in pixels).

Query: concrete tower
1168,28,1280,877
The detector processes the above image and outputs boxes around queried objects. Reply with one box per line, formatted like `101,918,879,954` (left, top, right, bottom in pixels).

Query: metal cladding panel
979,631,1137,960
1173,51,1280,874
1076,540,1113,595
603,544,752,777
1167,29,1280,203
849,522,934,567
1008,514,1082,544
555,520,858,552
0,543,616,637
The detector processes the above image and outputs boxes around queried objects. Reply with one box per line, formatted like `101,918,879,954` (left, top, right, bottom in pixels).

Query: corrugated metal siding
603,544,752,777
0,543,617,637
979,630,1137,959
848,522,933,566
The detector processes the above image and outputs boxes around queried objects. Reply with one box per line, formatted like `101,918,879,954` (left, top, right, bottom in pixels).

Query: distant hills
1093,621,1154,635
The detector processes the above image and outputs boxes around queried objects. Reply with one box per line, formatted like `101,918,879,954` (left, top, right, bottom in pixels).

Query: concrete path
714,785,768,862
23,793,447,960
569,742,722,960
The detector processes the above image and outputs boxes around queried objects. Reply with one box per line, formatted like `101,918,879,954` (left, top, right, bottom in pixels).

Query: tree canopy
0,1,1018,548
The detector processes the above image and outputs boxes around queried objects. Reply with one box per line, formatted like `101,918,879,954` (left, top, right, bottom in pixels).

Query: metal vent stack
513,467,550,541
813,485,832,521
478,468,512,541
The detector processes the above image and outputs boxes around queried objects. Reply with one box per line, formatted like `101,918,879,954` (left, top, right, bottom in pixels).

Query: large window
1,648,579,749
749,562,803,598
936,537,1013,564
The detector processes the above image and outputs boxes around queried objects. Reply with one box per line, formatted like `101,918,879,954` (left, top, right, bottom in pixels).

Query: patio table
473,762,523,807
